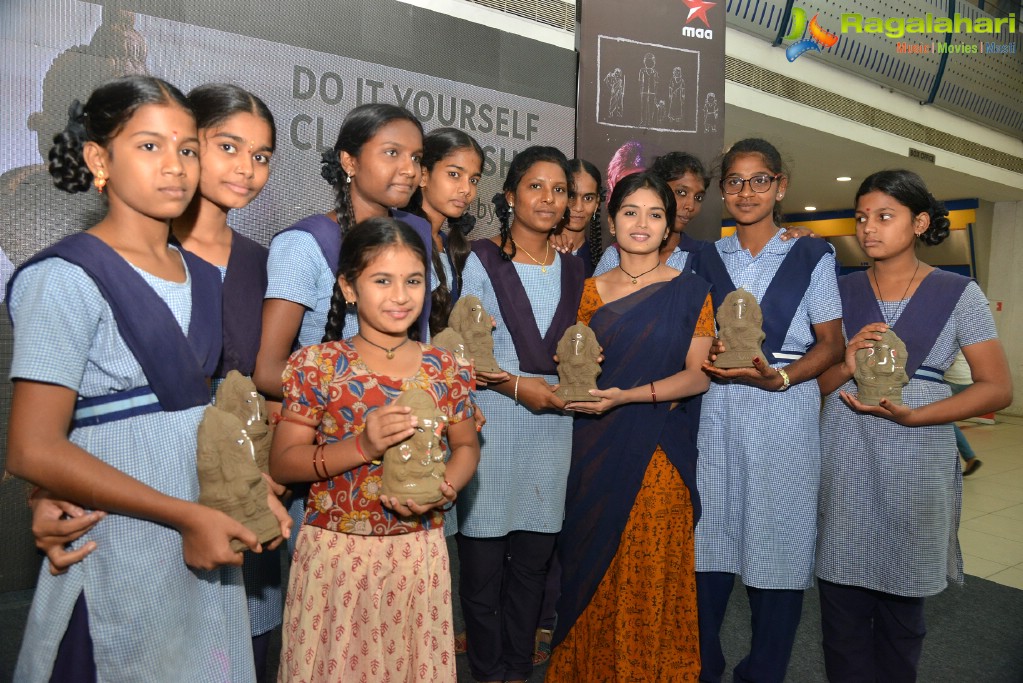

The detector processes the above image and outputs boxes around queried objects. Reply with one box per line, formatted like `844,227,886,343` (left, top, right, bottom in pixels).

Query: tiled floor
958,414,1023,589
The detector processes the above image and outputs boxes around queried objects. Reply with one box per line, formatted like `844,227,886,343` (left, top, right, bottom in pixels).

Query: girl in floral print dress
270,216,479,682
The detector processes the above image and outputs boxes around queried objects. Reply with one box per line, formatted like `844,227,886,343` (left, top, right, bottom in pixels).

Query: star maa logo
682,0,716,39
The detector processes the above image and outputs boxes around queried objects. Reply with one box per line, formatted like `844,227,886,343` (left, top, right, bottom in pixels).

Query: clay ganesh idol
555,323,602,402
446,295,500,373
853,328,909,406
714,287,768,369
380,388,449,506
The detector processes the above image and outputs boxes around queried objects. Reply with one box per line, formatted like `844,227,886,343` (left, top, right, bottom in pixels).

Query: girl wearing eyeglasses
689,138,844,683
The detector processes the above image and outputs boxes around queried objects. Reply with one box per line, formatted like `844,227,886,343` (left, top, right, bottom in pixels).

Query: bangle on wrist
312,443,328,479
355,434,371,465
514,375,521,404
777,367,791,392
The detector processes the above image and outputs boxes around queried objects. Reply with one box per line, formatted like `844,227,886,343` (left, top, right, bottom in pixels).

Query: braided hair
493,146,573,262
49,75,191,193
321,217,428,343
855,170,951,246
405,128,484,334
319,103,423,243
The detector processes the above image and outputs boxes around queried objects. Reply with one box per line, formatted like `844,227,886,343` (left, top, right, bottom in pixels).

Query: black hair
319,103,424,243
405,128,484,334
48,75,192,193
606,171,677,236
187,83,276,151
855,170,951,246
568,158,606,268
650,151,710,189
321,217,429,343
718,138,787,224
492,145,573,262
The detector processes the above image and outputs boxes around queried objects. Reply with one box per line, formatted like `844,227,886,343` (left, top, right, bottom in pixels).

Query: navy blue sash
692,236,832,361
219,230,268,376
471,239,584,375
275,211,434,340
554,273,710,648
11,233,221,413
839,269,970,378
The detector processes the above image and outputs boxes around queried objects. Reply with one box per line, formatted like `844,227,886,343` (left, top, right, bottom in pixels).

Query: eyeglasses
720,174,781,195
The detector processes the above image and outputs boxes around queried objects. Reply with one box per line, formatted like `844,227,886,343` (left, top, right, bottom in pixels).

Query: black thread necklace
356,333,411,360
619,262,660,284
870,259,920,325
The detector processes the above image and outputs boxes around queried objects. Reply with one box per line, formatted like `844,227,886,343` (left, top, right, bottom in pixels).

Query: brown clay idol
380,388,448,506
554,323,602,402
853,328,909,406
446,295,501,373
714,288,768,369
215,370,271,474
432,327,470,367
196,407,280,551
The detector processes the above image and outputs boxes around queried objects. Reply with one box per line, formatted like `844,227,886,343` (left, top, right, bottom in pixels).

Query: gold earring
94,171,106,194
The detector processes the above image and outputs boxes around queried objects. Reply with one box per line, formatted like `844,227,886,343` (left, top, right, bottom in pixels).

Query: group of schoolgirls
6,74,1011,683
6,75,476,682
543,139,1011,683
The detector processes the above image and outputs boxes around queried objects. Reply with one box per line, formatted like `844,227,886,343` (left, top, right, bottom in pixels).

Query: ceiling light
804,206,817,211
836,176,851,182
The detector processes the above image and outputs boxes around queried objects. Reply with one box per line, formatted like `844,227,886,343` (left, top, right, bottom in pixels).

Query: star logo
682,0,715,29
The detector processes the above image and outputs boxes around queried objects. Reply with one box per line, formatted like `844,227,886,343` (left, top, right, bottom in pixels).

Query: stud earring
776,193,784,200
94,171,106,194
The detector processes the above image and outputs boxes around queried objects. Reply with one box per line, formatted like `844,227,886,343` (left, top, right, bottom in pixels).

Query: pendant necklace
513,239,551,274
356,333,411,359
870,259,920,325
619,262,660,285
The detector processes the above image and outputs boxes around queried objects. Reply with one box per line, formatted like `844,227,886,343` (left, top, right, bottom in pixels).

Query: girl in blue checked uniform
815,170,1011,682
28,83,289,680
690,138,844,683
7,76,263,682
456,146,584,683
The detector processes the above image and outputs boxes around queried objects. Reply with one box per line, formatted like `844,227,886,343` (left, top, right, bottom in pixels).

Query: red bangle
355,434,370,465
650,381,657,405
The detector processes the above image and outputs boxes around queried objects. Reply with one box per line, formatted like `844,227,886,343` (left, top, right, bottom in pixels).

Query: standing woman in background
171,83,284,681
815,170,1011,682
456,146,584,683
7,75,262,682
405,126,484,335
690,138,844,683
551,158,605,278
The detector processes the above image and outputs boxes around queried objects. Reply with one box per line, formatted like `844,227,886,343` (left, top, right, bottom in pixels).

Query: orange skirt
547,447,700,682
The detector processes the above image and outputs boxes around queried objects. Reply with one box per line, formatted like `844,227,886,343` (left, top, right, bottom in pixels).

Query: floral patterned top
282,341,474,536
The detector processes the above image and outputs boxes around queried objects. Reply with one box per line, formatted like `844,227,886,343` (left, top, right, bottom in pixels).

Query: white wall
986,201,1023,416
